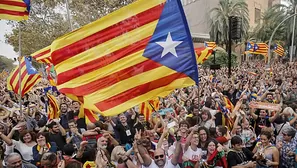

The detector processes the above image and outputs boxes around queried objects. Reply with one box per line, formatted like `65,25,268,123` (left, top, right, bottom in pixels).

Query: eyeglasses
154,154,164,159
282,133,289,136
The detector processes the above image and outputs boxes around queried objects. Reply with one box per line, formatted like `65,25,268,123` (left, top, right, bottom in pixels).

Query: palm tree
209,0,249,49
252,7,287,42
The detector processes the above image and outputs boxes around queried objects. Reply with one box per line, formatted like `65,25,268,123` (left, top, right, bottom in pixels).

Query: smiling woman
1,130,37,162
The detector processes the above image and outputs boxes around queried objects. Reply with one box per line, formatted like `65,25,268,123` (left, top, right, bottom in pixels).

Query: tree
0,56,15,72
209,0,249,49
4,0,136,56
252,6,287,42
202,51,238,67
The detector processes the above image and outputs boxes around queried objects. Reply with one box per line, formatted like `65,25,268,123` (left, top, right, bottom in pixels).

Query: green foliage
0,56,15,72
252,0,297,48
209,0,250,47
4,0,136,56
202,50,237,67
252,6,287,42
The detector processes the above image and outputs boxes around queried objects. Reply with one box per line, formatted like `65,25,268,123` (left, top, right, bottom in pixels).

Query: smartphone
57,151,63,160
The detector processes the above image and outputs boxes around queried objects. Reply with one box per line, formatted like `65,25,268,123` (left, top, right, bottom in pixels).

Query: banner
249,101,281,111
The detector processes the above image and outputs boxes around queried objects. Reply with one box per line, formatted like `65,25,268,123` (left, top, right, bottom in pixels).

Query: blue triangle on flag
142,0,198,84
25,56,38,75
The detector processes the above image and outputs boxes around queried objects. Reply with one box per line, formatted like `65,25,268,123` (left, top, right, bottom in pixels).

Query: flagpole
18,22,22,114
65,0,73,31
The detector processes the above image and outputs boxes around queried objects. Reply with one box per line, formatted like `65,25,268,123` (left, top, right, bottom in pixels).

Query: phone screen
57,151,63,160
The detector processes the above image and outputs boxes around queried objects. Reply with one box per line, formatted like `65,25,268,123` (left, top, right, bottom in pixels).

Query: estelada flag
51,0,199,116
0,0,31,21
7,56,41,97
204,41,216,50
273,44,284,57
139,98,160,121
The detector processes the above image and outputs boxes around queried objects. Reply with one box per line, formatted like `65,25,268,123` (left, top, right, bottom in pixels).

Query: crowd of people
0,60,297,168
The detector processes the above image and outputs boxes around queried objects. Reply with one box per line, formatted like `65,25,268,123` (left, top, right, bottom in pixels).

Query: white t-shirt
5,140,35,161
183,146,202,161
142,159,178,168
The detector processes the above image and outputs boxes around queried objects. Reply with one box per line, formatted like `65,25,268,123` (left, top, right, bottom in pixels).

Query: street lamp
290,5,297,62
268,13,297,65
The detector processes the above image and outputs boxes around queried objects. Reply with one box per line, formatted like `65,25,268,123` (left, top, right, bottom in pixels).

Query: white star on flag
156,32,183,58
30,67,37,72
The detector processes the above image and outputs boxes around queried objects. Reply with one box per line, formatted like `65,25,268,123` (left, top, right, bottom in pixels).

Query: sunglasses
282,133,288,136
154,154,164,160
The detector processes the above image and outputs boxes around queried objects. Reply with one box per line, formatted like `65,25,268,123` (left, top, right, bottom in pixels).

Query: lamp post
267,13,297,65
290,5,297,62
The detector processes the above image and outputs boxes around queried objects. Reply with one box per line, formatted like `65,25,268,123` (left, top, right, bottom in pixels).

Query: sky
0,20,17,60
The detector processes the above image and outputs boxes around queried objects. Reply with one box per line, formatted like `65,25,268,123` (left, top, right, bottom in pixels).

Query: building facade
182,0,219,47
182,0,282,39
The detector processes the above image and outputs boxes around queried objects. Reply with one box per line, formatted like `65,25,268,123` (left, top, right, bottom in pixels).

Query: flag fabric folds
51,0,198,116
223,97,234,112
31,46,52,64
273,44,284,56
47,92,60,119
253,43,268,56
7,56,41,97
139,98,160,121
195,47,213,64
245,42,268,57
24,56,38,75
245,42,254,53
0,0,30,21
66,94,99,124
204,42,216,50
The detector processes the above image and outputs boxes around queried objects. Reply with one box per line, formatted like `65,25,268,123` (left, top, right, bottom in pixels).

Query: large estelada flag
51,0,198,116
0,0,31,21
7,56,41,97
31,46,52,64
273,44,284,57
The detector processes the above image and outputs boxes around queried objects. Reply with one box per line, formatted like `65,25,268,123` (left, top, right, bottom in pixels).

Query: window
255,8,261,24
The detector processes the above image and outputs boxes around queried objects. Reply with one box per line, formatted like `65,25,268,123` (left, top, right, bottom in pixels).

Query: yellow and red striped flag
224,97,234,112
0,0,30,21
31,46,52,64
139,98,160,121
51,0,199,116
195,47,213,64
253,43,268,56
66,94,99,124
47,93,60,119
6,56,41,97
273,44,284,56
245,42,254,53
204,42,216,50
